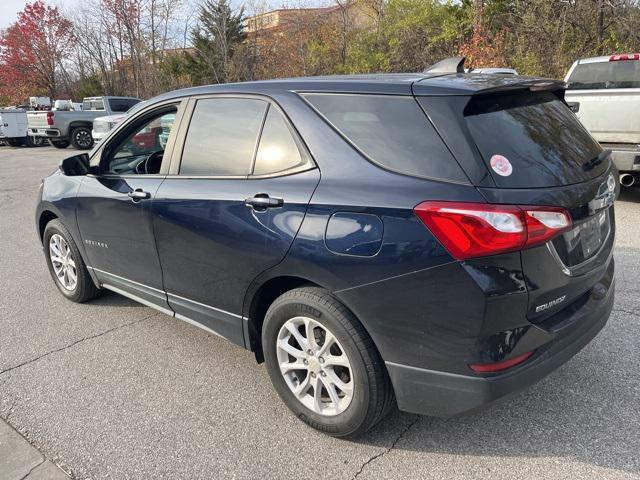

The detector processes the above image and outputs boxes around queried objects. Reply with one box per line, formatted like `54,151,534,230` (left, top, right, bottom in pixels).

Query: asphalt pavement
0,145,639,480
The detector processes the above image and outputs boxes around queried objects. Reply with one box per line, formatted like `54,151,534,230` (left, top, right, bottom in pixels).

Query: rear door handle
128,189,151,201
245,194,284,211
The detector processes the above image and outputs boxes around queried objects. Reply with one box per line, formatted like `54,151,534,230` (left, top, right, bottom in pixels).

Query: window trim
89,98,188,179
299,92,471,185
168,93,316,179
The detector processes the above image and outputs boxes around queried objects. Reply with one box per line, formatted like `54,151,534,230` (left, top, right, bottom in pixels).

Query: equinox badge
535,295,567,313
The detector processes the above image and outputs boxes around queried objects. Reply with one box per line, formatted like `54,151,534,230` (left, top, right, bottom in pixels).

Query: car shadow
352,307,639,475
618,186,640,202
90,289,141,308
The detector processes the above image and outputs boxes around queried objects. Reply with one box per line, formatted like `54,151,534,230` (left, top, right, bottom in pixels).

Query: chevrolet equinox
36,63,617,437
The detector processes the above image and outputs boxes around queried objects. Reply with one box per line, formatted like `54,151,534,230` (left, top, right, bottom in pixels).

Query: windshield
464,91,606,188
567,60,640,89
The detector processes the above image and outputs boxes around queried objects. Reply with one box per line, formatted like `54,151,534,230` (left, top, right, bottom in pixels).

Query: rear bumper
387,274,614,417
29,128,61,138
602,144,640,172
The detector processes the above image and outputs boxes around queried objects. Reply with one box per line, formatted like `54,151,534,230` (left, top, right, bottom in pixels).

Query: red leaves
0,1,74,104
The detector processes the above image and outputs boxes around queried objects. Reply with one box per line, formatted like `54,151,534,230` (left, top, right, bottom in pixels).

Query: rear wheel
43,220,99,303
6,138,23,147
25,135,44,147
70,127,94,150
262,287,395,438
49,139,70,149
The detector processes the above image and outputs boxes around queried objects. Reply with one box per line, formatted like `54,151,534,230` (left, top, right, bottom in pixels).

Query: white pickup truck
27,96,139,150
565,54,640,187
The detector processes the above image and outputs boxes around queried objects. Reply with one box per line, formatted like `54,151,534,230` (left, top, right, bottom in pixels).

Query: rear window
464,91,606,188
302,93,467,183
567,60,640,90
82,98,105,111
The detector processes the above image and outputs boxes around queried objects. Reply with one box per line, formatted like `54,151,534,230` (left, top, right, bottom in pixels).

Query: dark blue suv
36,67,617,437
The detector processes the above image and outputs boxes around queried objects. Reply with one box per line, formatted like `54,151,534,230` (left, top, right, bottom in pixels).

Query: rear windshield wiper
583,149,611,171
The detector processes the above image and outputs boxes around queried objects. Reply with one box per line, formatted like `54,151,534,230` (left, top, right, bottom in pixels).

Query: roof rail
424,56,466,74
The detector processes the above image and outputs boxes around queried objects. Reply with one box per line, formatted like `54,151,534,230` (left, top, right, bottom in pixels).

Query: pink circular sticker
490,154,513,177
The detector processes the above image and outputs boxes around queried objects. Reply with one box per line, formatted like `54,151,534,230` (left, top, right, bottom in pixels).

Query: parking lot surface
0,145,639,480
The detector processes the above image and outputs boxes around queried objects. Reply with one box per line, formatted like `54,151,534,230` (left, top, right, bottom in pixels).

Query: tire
262,287,395,438
49,139,70,149
70,126,94,150
43,219,100,303
7,138,23,147
25,135,44,147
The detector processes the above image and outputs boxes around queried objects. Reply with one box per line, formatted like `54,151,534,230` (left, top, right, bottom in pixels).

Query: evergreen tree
187,0,246,84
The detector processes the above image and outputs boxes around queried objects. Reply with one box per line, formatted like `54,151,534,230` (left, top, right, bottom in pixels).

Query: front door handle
245,193,284,211
128,189,151,201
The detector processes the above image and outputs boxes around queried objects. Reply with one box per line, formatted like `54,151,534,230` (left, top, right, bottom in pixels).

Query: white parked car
91,113,127,143
471,67,518,75
92,100,148,143
565,54,640,186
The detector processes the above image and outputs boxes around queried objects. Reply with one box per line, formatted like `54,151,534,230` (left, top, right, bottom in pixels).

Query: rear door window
463,91,605,188
180,98,267,176
302,93,468,183
567,60,640,90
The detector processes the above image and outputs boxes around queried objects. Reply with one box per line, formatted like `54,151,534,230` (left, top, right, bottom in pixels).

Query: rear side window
567,60,640,90
109,98,140,112
464,91,605,188
253,106,310,176
180,98,267,176
303,94,467,182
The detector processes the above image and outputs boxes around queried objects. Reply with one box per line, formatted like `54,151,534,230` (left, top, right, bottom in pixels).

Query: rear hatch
415,80,617,323
564,56,640,144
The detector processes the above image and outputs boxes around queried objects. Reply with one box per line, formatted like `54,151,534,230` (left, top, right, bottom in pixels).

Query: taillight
609,53,640,61
469,350,535,373
414,201,572,260
46,112,54,126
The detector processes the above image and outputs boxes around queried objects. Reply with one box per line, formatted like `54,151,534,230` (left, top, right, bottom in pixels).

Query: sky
0,0,78,30
0,0,310,31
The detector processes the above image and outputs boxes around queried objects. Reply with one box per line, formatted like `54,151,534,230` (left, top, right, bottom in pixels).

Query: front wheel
49,139,70,149
70,127,94,150
262,287,395,438
43,220,100,303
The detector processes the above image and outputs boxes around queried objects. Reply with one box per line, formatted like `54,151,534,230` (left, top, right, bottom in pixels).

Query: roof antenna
424,56,466,74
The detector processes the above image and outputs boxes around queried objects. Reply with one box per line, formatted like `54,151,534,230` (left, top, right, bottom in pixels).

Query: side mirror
59,153,90,176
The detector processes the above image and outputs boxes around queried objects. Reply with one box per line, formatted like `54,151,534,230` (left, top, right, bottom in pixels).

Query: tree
187,0,246,84
0,1,74,103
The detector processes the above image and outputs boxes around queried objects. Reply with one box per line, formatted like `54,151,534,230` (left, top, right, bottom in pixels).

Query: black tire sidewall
43,220,89,302
263,293,372,436
70,127,94,150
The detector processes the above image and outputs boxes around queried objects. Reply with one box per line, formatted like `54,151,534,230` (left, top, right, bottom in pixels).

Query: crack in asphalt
351,415,420,480
0,313,160,377
613,307,639,318
18,459,46,480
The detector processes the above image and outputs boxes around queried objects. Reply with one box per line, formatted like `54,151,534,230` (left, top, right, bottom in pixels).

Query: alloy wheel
49,234,77,291
75,129,92,148
276,316,354,416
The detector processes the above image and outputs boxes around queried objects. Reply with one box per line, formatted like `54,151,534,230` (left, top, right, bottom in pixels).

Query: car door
152,95,320,345
76,100,186,313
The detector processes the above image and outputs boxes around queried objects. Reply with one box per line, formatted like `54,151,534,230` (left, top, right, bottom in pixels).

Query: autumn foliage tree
0,1,74,104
